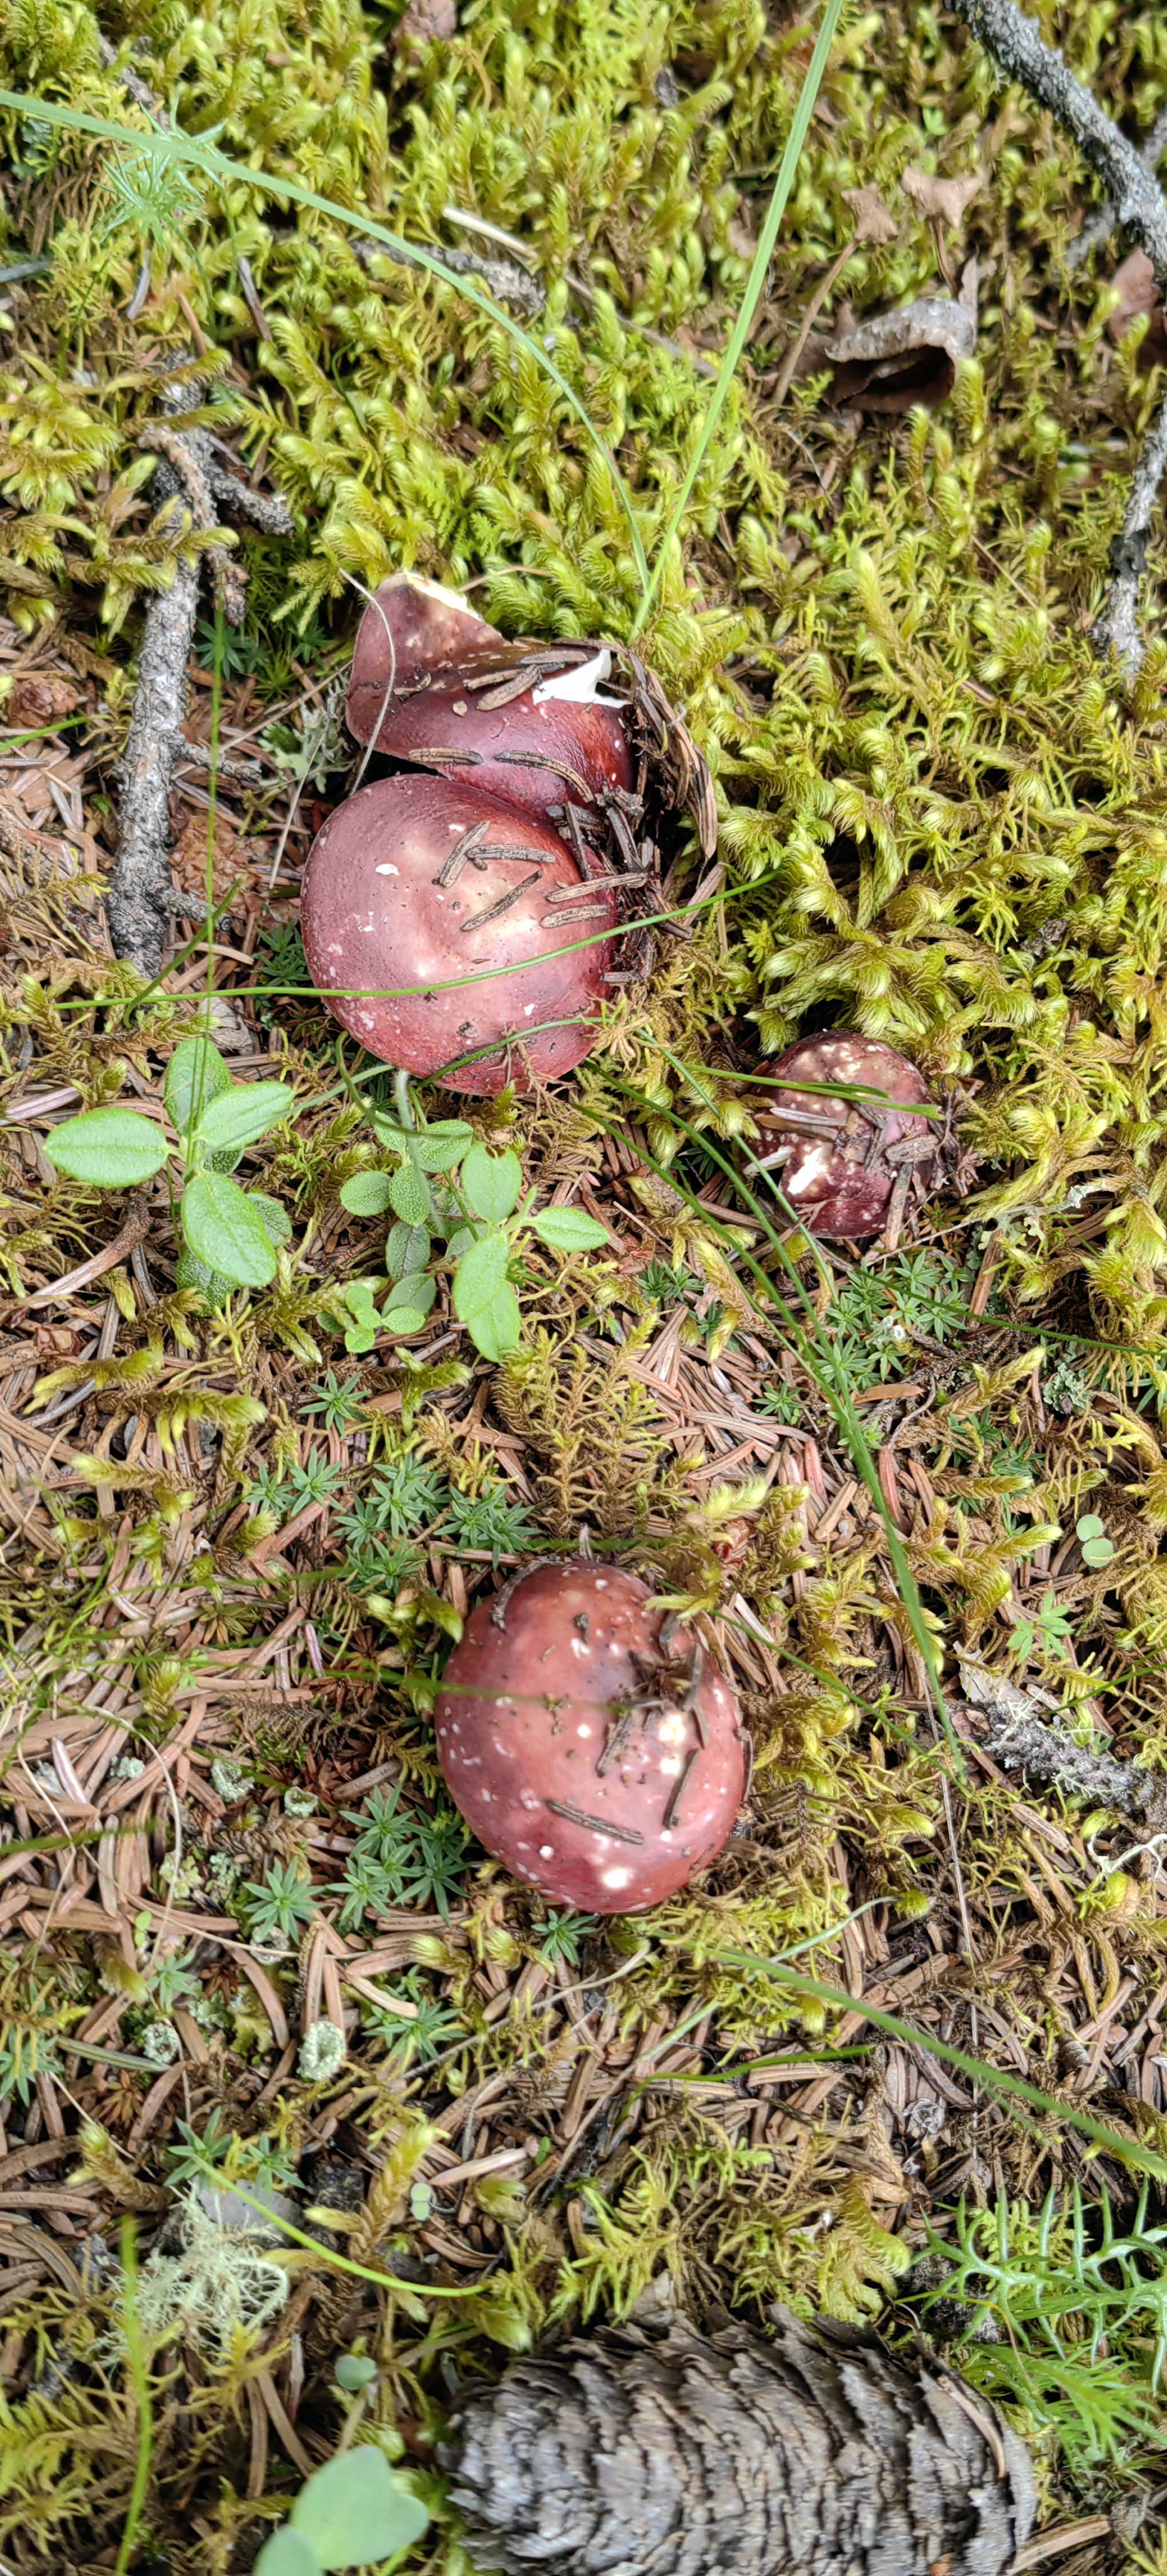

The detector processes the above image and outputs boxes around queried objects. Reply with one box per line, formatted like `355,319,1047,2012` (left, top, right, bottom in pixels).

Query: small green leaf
253,2531,321,2576
453,1229,508,1307
371,1116,472,1173
1075,1514,1105,1541
461,1141,522,1220
340,1170,397,1217
41,1108,170,1189
335,2352,379,2394
416,1587,463,1641
248,1191,293,1247
384,1274,436,1320
165,1036,231,1136
289,2447,430,2570
175,1245,234,1311
1081,1536,1115,1567
388,1162,433,1226
387,1220,431,1280
453,1233,521,1360
182,1174,280,1286
382,1307,427,1336
529,1206,610,1253
192,1080,293,1158
409,1120,475,1173
408,2180,433,2221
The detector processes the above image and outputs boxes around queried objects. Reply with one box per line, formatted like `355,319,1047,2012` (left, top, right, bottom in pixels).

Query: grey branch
106,379,293,975
949,0,1167,679
957,1655,1167,1829
1064,103,1167,270
443,2306,1034,2576
97,29,166,122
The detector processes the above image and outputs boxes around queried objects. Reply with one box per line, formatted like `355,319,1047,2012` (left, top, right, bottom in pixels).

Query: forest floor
5,0,1167,2569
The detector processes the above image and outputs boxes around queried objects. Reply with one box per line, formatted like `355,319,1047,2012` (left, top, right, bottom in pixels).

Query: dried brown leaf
396,0,456,42
1105,248,1167,365
902,167,982,231
826,260,980,413
842,185,899,246
6,675,80,730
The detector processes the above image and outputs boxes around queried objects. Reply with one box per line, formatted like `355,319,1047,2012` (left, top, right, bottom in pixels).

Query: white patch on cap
375,863,399,875
601,1866,633,1889
785,1143,831,1194
533,647,622,708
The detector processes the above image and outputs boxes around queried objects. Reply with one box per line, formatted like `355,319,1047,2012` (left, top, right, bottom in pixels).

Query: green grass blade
114,2218,154,2576
596,1043,961,1770
629,0,846,637
714,1950,1167,2184
0,90,651,601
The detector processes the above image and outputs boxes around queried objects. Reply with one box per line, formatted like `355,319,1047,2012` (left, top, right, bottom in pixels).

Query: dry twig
107,379,293,974
949,0,1167,677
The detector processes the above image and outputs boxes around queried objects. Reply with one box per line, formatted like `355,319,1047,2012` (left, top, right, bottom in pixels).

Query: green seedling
337,1090,607,1359
254,2447,429,2576
1076,1513,1115,1568
1010,1586,1074,1665
43,1036,293,1299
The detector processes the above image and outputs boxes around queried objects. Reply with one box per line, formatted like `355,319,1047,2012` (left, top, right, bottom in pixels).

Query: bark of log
441,2304,1035,2576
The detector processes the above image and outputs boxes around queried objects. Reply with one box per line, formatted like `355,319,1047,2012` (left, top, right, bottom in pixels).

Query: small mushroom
755,1029,937,1242
434,1560,748,1911
299,770,617,1092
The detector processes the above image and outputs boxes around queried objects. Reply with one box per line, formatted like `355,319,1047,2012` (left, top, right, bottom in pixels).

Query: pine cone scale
443,2308,1035,2576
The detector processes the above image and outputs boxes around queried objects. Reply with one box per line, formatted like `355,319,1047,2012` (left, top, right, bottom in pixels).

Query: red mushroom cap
346,570,504,699
346,577,633,819
434,1561,747,1912
299,771,618,1094
757,1030,935,1240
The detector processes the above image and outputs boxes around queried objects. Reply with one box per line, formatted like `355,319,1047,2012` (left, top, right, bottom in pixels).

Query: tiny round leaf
388,1161,433,1227
289,2447,429,2570
340,1171,397,1217
253,2532,321,2576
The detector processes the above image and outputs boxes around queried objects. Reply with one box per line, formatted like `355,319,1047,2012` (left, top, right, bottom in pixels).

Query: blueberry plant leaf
164,1034,232,1136
340,1170,397,1217
41,1108,170,1188
182,1173,281,1286
461,1141,522,1220
453,1230,522,1358
388,1161,433,1226
387,1220,431,1279
529,1206,610,1252
192,1080,294,1159
253,2529,321,2576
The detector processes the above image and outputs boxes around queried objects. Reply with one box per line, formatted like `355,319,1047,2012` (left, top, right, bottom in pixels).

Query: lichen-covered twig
1064,103,1167,271
949,0,1167,680
106,380,293,975
956,1655,1167,1829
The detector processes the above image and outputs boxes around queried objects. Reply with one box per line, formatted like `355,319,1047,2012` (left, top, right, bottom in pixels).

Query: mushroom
434,1560,748,1911
299,770,618,1093
347,574,634,819
755,1030,937,1243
